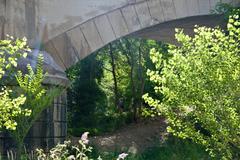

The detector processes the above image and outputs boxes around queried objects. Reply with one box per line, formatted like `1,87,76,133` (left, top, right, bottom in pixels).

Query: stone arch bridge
0,0,239,153
1,0,239,70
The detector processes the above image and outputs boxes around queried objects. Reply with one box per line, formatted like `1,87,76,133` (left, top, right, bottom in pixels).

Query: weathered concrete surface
0,0,130,41
0,0,239,70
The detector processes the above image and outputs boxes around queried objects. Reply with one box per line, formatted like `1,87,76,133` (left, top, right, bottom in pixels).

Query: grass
93,136,210,160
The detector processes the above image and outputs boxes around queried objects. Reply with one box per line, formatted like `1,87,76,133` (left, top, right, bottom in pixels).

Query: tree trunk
109,43,119,109
138,41,145,115
125,39,138,122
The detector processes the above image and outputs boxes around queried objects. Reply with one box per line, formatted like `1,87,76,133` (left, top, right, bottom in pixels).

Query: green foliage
67,53,108,135
67,38,168,135
16,55,46,100
0,36,28,79
0,89,28,130
10,54,62,155
138,137,209,160
0,37,61,155
0,37,30,130
212,2,240,20
36,136,94,160
96,137,209,160
143,13,240,159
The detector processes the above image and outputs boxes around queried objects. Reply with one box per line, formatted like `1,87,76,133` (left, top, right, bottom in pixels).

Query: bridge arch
0,0,239,70
42,0,239,70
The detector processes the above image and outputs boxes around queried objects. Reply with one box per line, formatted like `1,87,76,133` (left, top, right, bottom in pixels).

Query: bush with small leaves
0,36,30,131
10,54,62,157
143,11,240,160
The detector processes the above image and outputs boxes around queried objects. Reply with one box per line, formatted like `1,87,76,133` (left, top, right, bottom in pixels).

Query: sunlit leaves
143,11,240,160
0,36,30,79
0,88,28,130
0,37,30,131
16,54,46,100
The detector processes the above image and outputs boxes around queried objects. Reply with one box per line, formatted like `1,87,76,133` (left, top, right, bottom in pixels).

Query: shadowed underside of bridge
0,0,239,70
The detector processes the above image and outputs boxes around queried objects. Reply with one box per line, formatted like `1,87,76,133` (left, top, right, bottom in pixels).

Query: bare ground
71,117,167,154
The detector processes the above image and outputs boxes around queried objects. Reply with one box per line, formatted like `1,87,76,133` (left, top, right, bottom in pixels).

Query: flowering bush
36,132,93,160
36,132,128,160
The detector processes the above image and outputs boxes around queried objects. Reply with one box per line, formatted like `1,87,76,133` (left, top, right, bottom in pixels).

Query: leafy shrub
0,37,30,130
143,11,240,159
10,54,62,156
36,138,94,160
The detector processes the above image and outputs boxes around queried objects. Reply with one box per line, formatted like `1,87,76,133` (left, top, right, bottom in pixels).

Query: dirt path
72,117,167,154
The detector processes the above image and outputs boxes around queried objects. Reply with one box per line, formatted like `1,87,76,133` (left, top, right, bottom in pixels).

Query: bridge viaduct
0,0,239,152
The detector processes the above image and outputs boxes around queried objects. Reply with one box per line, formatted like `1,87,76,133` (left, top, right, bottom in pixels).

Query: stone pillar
0,50,69,155
24,91,68,151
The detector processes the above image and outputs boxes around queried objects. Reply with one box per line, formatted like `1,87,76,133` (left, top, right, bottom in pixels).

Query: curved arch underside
0,0,239,70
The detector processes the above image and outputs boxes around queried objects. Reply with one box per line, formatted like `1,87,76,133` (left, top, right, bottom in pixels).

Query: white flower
67,155,75,160
81,132,89,144
117,153,128,160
